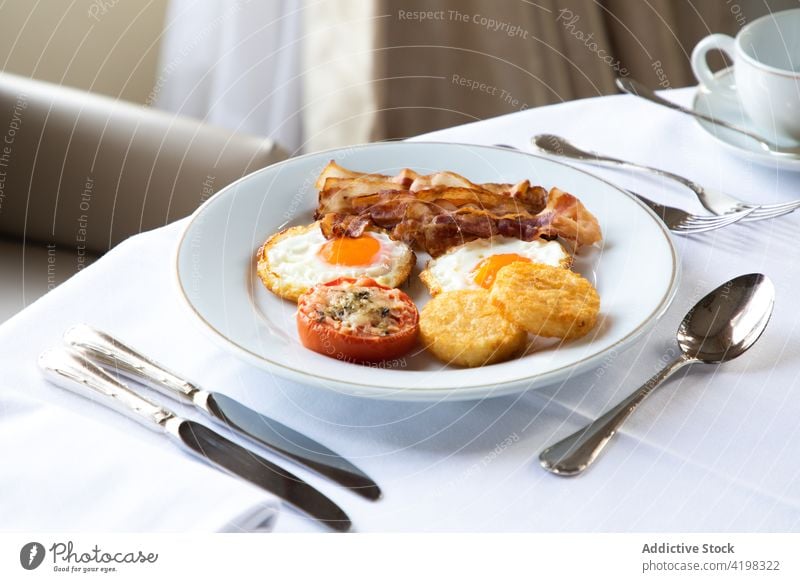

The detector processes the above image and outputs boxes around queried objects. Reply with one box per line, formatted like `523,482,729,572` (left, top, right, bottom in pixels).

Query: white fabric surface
3,88,800,532
0,231,280,533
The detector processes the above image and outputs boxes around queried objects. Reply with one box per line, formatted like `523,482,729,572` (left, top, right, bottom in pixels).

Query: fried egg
419,236,572,295
257,222,414,302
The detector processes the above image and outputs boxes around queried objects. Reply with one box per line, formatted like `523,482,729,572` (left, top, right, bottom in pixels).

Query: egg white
265,227,412,288
421,236,571,294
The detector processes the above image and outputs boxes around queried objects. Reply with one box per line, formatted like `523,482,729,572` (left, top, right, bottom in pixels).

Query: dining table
2,86,800,533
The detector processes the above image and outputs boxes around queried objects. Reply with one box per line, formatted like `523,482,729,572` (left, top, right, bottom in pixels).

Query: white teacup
692,9,800,142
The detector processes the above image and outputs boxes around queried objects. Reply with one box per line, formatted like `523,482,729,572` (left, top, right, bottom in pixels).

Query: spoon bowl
539,273,775,476
678,273,775,363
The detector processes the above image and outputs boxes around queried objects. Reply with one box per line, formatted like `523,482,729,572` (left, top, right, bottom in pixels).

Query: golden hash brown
489,262,600,340
419,289,527,367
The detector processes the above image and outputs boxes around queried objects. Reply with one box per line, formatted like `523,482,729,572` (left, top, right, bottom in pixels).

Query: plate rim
173,141,680,400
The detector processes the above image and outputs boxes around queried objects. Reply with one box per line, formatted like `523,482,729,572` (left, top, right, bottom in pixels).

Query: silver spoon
615,77,800,158
539,273,775,476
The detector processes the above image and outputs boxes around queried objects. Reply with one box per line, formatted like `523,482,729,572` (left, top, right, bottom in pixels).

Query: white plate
693,67,800,171
175,142,679,401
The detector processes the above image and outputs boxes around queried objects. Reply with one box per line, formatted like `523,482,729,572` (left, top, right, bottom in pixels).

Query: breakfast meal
256,161,603,368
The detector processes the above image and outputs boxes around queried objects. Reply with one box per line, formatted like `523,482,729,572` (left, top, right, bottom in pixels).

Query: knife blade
39,348,352,532
64,324,381,501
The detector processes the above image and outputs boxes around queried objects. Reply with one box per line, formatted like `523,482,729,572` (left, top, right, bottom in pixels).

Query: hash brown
419,289,527,367
489,262,600,340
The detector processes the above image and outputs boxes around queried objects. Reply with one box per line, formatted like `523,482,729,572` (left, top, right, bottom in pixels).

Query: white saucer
692,68,800,171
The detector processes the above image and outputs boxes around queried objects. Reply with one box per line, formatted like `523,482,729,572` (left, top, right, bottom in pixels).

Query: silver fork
491,143,753,233
532,135,800,221
630,191,754,234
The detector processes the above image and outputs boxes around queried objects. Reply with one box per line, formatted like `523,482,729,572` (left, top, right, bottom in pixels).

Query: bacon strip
535,188,603,250
317,184,545,218
313,161,601,255
315,161,418,191
319,213,371,239
316,161,546,214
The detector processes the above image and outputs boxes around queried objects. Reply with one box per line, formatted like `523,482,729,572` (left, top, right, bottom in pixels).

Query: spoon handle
539,354,695,476
616,78,768,147
615,77,800,156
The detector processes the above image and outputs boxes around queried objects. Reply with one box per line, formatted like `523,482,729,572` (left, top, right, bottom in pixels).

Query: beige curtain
370,0,761,140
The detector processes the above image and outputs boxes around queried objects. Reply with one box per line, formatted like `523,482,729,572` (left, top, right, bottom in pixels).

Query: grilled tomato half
296,277,419,363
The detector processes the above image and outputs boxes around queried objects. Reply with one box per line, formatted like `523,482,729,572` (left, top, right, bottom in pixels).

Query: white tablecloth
2,88,800,532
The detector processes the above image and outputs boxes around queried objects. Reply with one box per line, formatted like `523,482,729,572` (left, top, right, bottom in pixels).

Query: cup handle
691,33,736,95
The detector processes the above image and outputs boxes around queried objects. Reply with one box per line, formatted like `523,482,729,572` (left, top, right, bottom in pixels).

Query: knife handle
64,324,198,403
39,348,175,431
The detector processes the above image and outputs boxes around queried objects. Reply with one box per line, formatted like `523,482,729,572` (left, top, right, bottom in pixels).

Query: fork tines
671,208,755,234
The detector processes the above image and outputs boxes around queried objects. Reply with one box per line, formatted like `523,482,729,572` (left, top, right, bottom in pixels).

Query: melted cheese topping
302,283,412,336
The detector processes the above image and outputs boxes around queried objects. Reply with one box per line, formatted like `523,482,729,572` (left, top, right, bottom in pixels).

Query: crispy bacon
319,213,371,239
313,161,601,255
317,184,544,219
399,209,554,257
408,171,484,192
535,188,603,250
315,161,417,191
316,162,546,215
316,180,405,218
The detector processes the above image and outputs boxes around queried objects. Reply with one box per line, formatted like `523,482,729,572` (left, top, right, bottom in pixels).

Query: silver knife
63,325,381,501
39,347,352,532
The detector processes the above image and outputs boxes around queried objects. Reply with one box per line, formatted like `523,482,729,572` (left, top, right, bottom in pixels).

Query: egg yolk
473,253,531,288
319,235,381,266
